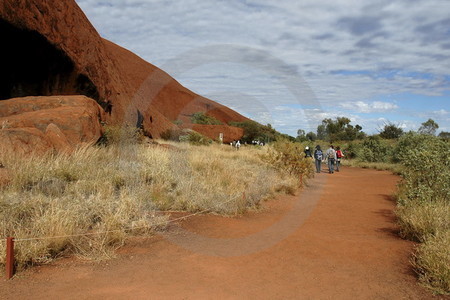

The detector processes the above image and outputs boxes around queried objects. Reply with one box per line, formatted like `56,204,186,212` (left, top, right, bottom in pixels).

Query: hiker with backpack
326,145,337,174
335,146,344,172
304,146,312,159
314,145,323,173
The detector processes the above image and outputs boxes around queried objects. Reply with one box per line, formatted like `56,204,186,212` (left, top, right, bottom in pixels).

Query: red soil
0,168,442,299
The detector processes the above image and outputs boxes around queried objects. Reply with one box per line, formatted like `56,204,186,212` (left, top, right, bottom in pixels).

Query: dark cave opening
0,19,100,102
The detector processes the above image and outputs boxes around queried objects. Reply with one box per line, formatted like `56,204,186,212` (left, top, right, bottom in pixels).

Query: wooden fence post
6,237,15,279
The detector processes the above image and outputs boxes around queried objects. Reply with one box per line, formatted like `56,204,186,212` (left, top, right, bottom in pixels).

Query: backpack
336,150,343,158
327,150,335,159
315,150,323,160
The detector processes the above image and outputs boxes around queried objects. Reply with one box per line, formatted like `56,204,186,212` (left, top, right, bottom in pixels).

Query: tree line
296,117,449,142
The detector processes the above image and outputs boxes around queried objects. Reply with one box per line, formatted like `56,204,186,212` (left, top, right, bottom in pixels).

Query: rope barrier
3,193,242,243
3,193,243,279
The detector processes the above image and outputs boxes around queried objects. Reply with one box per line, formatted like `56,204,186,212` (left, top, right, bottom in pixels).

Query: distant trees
296,129,307,142
316,117,365,142
418,118,439,136
295,117,447,143
296,129,318,142
306,131,317,141
230,121,271,142
230,121,295,143
379,122,404,139
296,117,364,142
438,131,450,139
317,123,327,140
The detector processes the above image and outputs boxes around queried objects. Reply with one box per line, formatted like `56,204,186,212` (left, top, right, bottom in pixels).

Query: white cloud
339,101,399,113
433,109,449,116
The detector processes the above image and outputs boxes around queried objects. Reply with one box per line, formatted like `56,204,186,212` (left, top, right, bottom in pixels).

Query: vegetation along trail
1,168,441,299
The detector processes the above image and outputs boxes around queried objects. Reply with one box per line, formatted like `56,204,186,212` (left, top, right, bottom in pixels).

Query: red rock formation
0,96,104,154
103,39,249,139
0,0,248,149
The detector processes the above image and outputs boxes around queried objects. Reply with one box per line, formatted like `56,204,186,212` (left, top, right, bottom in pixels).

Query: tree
379,122,404,139
297,129,305,137
317,124,327,140
418,118,439,135
296,129,307,142
229,121,281,143
306,131,317,141
438,131,450,140
316,117,365,141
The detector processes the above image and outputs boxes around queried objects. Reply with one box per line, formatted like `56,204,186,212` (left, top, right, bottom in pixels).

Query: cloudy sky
75,0,450,136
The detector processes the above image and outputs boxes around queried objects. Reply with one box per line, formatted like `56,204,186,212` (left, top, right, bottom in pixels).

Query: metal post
6,237,14,279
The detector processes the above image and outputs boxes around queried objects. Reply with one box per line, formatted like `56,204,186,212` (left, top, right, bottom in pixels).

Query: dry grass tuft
412,231,450,295
396,200,450,243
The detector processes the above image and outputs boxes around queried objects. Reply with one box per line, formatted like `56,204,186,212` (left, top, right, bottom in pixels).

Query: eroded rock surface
0,96,104,154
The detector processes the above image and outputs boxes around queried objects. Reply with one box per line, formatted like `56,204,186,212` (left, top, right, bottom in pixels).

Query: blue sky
75,0,450,136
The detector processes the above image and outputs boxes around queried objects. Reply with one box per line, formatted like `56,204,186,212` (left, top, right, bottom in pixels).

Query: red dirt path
0,168,441,299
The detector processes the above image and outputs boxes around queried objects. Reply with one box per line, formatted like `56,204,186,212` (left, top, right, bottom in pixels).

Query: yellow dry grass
0,141,301,269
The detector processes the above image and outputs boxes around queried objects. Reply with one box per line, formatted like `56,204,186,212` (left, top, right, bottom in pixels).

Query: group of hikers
304,145,344,174
231,140,265,150
229,140,343,173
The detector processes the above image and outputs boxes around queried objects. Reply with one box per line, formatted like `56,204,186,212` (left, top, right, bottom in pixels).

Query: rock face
0,96,104,154
0,0,248,149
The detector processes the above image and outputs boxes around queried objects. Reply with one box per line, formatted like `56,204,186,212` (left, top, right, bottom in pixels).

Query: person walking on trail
314,145,323,173
304,146,312,159
326,145,337,174
335,146,344,172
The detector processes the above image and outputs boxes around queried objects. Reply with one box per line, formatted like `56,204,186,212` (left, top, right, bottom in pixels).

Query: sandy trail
1,168,439,299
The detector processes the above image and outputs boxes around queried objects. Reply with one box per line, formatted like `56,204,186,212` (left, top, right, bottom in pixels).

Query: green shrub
393,132,430,163
179,131,212,146
396,135,450,206
344,141,361,159
357,136,393,163
191,112,222,125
